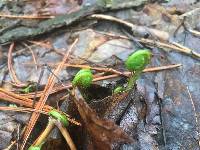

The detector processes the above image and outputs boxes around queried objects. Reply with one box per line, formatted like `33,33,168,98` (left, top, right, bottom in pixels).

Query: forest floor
0,0,200,149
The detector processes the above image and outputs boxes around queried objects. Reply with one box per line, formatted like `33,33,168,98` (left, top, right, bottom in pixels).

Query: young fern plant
72,69,93,101
125,49,151,90
72,69,93,89
28,109,71,150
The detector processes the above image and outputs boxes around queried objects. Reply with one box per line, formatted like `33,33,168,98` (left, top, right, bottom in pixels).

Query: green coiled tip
28,146,41,150
72,69,93,88
48,110,69,127
125,49,151,72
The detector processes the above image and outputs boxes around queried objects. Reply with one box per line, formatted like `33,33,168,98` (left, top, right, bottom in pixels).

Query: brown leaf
72,88,133,150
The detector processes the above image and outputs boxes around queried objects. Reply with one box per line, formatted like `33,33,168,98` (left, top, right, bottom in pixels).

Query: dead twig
91,64,182,81
139,38,200,58
3,141,16,150
25,63,128,77
0,88,80,125
28,40,112,69
0,14,55,19
0,106,48,115
90,14,170,41
180,8,200,19
186,86,200,146
96,31,200,59
55,121,77,150
187,29,200,37
20,38,78,150
0,87,51,112
22,42,38,70
8,42,26,87
143,64,182,72
63,64,127,76
21,64,182,99
170,41,200,58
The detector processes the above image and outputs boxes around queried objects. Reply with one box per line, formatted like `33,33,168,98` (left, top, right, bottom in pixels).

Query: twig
8,42,26,87
96,31,200,59
55,120,77,150
171,41,200,58
21,64,182,99
0,87,81,125
0,14,55,19
91,64,182,80
17,124,20,150
180,8,200,19
139,39,200,58
25,63,128,77
143,64,182,72
186,86,200,146
187,29,200,37
64,64,127,76
0,87,52,112
20,38,79,150
0,106,48,115
90,14,170,41
33,118,56,146
3,141,16,150
33,117,76,150
22,42,38,70
173,16,186,38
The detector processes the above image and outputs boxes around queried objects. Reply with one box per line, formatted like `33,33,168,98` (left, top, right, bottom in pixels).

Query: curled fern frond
125,49,152,90
72,69,93,88
125,49,151,72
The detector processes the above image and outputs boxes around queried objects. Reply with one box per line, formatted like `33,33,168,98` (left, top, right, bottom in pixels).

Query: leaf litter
0,0,200,149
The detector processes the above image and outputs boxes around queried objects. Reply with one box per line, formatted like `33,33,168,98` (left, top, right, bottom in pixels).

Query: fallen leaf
72,88,133,150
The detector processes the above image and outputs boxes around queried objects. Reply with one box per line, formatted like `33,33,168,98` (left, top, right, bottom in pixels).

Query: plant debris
72,88,133,149
0,0,200,149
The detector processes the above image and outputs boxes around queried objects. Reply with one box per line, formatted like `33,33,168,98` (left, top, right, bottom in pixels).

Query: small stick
32,111,77,149
33,118,56,146
0,14,55,19
143,64,182,72
46,63,127,76
0,106,48,115
0,105,80,126
3,141,16,150
90,14,169,41
8,42,26,87
55,120,77,150
0,87,52,112
96,31,200,59
22,43,38,70
186,86,200,146
21,38,79,150
20,64,182,99
187,29,200,37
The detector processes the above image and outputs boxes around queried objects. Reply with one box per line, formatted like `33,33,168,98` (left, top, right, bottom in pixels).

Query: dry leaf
72,88,133,150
